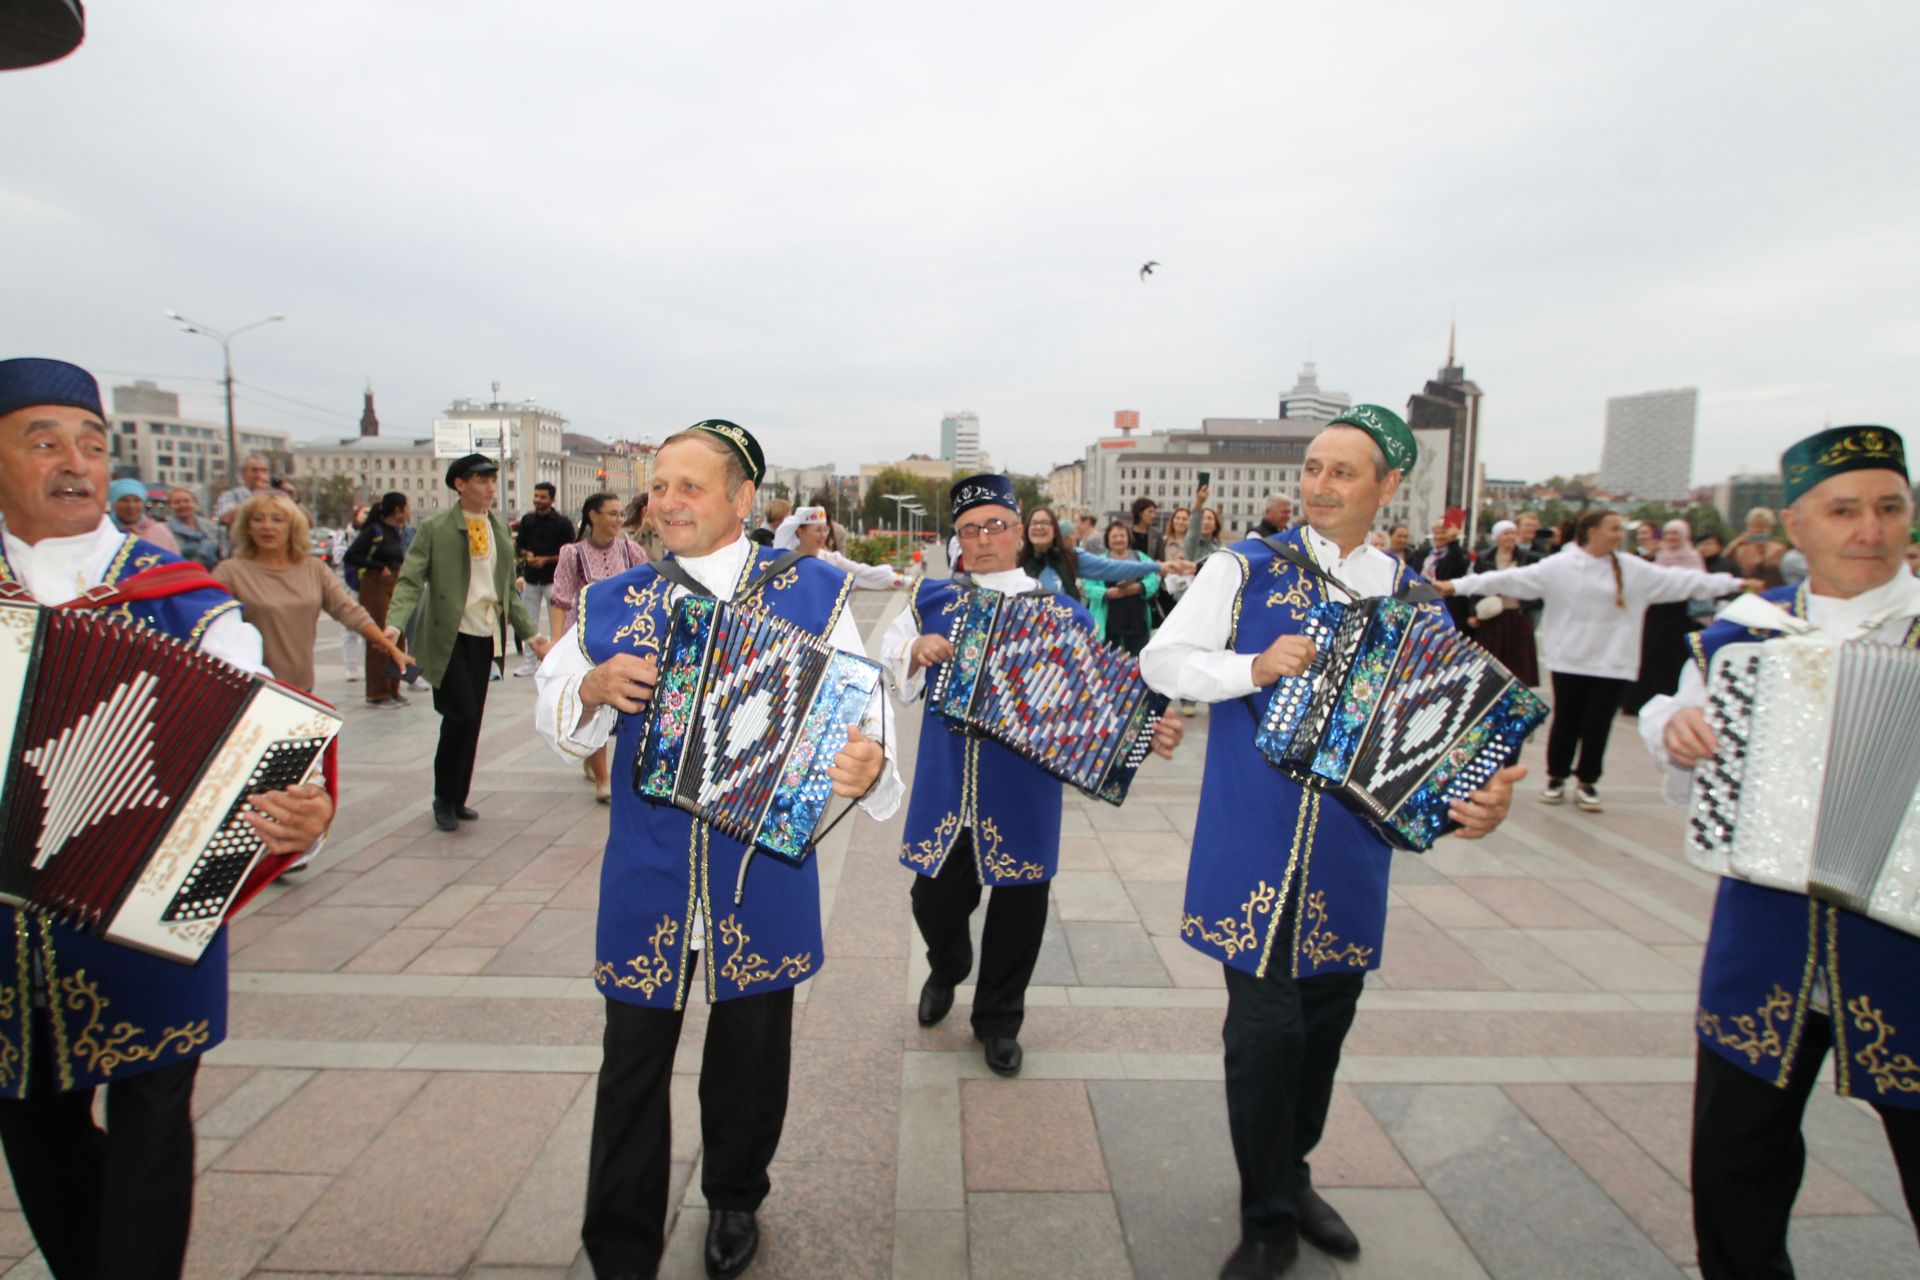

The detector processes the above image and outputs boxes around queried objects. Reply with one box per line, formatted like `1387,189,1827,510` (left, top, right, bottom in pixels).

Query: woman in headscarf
1462,519,1539,685
1622,519,1710,712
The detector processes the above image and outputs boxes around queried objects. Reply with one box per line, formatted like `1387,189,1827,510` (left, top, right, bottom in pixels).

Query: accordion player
634,593,883,878
0,598,342,963
1256,595,1549,852
926,585,1169,806
1689,632,1920,936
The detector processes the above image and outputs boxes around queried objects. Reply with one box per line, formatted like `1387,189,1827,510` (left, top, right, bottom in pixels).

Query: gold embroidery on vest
1696,984,1794,1066
977,817,1045,882
767,564,800,592
1182,880,1279,959
1846,996,1920,1096
904,812,961,872
59,971,210,1078
1296,890,1374,968
611,579,667,653
594,916,680,998
715,915,811,991
0,916,25,1092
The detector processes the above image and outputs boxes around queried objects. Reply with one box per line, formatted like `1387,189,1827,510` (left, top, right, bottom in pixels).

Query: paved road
0,585,1911,1278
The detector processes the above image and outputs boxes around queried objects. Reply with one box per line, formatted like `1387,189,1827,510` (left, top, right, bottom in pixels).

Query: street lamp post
164,310,284,490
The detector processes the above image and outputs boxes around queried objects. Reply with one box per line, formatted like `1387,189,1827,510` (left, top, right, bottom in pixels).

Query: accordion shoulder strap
1259,535,1439,606
651,548,808,601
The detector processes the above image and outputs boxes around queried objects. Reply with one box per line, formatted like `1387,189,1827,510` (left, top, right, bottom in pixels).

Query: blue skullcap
0,358,105,421
949,473,1018,522
109,478,148,503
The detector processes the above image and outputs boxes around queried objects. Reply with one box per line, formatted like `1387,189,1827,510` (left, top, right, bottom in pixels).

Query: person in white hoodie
1438,509,1754,811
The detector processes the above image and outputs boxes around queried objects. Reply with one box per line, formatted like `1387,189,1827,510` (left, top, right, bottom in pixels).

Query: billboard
433,418,515,460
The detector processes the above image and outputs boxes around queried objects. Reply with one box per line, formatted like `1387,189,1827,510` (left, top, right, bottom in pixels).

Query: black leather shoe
918,975,955,1027
454,804,480,821
431,799,458,832
1219,1236,1298,1278
1297,1186,1359,1259
704,1208,759,1279
978,1034,1022,1077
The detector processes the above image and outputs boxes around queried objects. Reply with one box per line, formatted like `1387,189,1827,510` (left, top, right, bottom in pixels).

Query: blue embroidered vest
1180,530,1446,980
1691,584,1920,1107
0,535,242,1097
577,547,855,1009
898,578,1093,887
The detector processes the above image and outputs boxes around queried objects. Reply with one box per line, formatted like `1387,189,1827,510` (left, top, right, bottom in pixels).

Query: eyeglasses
955,518,1014,541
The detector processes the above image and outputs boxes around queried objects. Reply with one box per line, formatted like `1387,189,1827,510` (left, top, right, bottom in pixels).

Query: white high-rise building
1278,360,1350,420
940,411,981,471
1599,388,1698,502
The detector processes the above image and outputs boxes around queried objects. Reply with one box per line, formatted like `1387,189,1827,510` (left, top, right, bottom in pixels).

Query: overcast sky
4,2,1915,487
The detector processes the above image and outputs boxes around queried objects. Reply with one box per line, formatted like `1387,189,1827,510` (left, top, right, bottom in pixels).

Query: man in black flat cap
385,454,547,831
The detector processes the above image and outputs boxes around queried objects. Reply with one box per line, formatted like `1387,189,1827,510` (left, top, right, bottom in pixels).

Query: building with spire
1405,327,1483,529
359,384,380,438
1278,359,1351,420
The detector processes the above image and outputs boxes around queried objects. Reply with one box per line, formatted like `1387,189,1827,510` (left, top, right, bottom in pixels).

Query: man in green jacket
386,454,547,830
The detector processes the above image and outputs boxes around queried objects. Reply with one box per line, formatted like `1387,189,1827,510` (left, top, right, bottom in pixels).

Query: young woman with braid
1439,509,1755,812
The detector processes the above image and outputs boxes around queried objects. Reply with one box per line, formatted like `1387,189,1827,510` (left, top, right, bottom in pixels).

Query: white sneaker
1540,780,1566,805
1575,784,1602,812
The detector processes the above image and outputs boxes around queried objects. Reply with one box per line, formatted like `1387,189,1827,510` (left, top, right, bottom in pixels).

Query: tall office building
940,410,981,470
1405,332,1484,518
1278,360,1350,420
1598,388,1698,502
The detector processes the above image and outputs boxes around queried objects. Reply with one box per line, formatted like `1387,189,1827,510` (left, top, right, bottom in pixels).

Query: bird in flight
1139,261,1159,281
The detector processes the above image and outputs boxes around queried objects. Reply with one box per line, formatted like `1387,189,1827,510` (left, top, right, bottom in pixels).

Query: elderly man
1142,405,1523,1279
108,476,180,554
883,474,1183,1077
385,454,547,831
536,420,898,1280
1247,492,1295,541
213,452,273,556
1641,426,1920,1280
774,504,904,588
0,358,332,1279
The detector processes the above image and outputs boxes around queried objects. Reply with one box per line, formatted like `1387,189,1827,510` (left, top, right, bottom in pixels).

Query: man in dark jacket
513,482,573,676
1411,516,1474,628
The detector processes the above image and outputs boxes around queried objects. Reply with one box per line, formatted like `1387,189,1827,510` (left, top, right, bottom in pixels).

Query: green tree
1011,474,1046,515
860,468,951,540
313,474,359,528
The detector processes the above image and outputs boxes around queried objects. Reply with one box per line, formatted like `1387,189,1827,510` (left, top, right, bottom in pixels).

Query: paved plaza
0,586,1913,1279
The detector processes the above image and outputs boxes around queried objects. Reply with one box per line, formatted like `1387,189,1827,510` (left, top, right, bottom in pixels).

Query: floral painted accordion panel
926,587,1168,806
1255,597,1548,852
0,600,341,963
1689,635,1920,937
634,595,882,866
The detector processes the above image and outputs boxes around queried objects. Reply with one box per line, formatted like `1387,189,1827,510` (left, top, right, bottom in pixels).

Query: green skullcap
1326,403,1416,474
685,419,765,483
1780,425,1907,506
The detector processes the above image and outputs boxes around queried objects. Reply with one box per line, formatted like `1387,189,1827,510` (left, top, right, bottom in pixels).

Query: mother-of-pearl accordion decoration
635,595,882,868
0,600,341,963
926,588,1168,805
1256,598,1549,852
1689,635,1920,936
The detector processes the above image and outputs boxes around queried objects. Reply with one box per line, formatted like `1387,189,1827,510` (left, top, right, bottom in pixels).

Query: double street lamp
164,310,284,490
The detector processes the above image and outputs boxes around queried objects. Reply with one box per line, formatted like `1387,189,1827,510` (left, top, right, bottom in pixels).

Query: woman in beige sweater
214,493,407,692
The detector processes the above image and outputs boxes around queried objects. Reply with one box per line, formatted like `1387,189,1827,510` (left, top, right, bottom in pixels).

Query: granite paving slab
1061,921,1172,988
966,1192,1131,1280
1086,1079,1238,1279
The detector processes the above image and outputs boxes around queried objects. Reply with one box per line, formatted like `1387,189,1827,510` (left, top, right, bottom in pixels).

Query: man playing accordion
0,359,334,1280
1641,425,1920,1280
534,420,899,1280
1141,406,1522,1280
882,473,1184,1078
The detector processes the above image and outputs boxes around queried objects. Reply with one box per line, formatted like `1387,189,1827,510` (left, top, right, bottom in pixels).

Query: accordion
0,600,341,963
1688,635,1920,937
1256,597,1549,851
927,587,1167,805
634,595,882,868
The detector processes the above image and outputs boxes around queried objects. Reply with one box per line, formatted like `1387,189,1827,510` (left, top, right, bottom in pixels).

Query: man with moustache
1142,405,1524,1279
0,358,333,1280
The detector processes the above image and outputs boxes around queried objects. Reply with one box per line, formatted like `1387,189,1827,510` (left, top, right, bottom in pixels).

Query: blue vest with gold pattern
578,546,855,1010
0,535,243,1097
898,578,1091,888
1691,583,1920,1108
1180,530,1446,980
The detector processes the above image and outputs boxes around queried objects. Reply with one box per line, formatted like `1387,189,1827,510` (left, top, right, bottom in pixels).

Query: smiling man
1142,405,1524,1279
534,420,899,1280
1641,425,1920,1280
0,358,333,1279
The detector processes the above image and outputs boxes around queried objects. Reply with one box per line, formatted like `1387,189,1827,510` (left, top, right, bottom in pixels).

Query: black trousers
1545,671,1626,784
1222,958,1368,1244
0,1012,199,1280
432,631,495,806
1692,1020,1920,1280
581,969,795,1278
911,831,1051,1039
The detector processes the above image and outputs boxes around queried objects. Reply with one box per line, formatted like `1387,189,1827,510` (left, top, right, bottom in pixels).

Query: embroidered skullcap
1780,425,1907,505
949,473,1018,522
793,505,828,525
685,420,765,484
0,357,104,420
108,478,147,503
1326,403,1417,475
